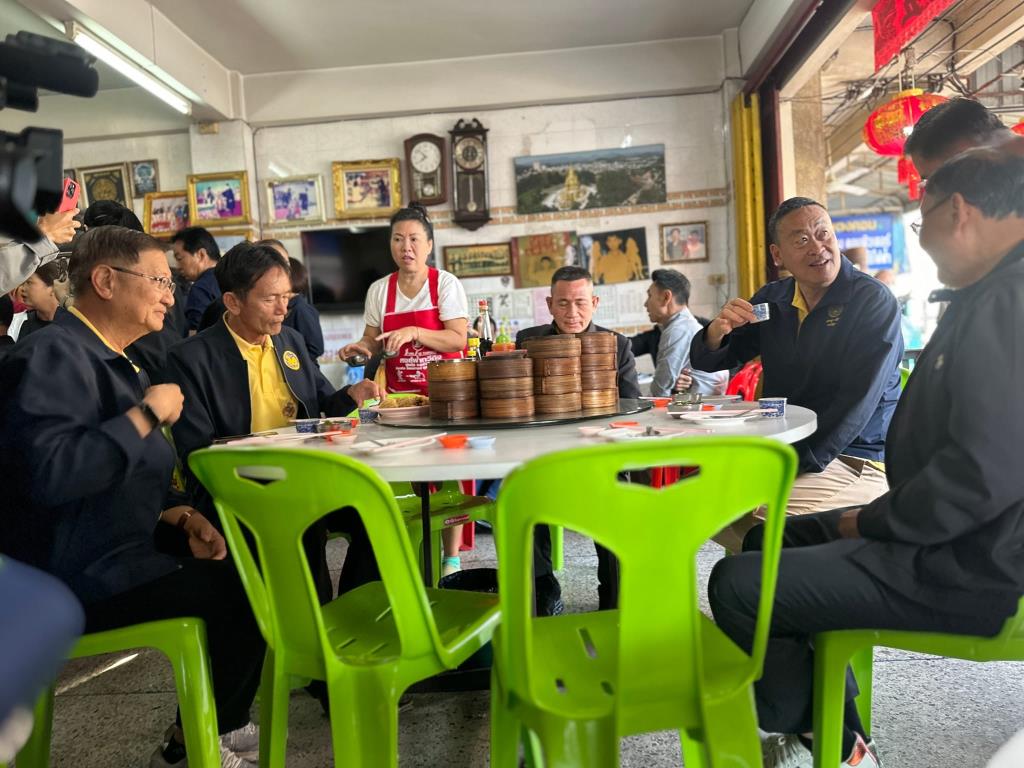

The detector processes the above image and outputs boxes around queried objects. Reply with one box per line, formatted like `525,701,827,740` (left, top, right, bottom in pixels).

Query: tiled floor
41,529,1024,767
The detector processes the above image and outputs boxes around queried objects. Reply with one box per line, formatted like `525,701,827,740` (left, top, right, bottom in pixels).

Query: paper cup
751,303,770,323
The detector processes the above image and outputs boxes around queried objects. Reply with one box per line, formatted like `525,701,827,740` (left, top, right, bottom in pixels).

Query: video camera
1,30,98,241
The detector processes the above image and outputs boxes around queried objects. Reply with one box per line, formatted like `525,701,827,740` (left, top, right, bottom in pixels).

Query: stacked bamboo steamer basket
524,335,583,414
577,331,619,409
427,359,479,419
476,355,535,418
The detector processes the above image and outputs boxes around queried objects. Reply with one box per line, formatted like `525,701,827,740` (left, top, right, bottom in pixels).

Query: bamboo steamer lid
524,336,581,359
477,356,533,379
428,379,478,401
581,369,617,391
478,376,534,399
580,352,616,371
535,391,583,414
430,398,479,420
427,358,477,382
532,356,582,377
533,374,582,395
481,396,535,418
581,389,619,410
575,331,616,354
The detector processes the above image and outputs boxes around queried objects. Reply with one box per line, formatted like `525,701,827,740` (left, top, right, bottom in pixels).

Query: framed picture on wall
187,171,251,226
442,242,513,278
660,221,708,263
331,159,401,220
211,228,256,254
580,226,649,284
79,163,131,207
510,231,578,288
130,159,160,198
143,190,190,238
266,175,325,225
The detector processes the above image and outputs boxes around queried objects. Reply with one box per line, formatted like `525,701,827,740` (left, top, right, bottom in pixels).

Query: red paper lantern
863,89,948,199
1012,120,1024,137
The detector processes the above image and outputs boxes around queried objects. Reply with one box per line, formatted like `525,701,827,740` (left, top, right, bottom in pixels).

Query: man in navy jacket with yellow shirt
165,242,380,601
690,197,903,551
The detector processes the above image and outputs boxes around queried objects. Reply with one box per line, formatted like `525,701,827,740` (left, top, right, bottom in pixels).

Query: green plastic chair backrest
494,437,797,718
899,366,911,392
189,447,447,674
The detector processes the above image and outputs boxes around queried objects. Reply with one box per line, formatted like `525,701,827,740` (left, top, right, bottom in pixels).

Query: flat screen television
300,226,393,313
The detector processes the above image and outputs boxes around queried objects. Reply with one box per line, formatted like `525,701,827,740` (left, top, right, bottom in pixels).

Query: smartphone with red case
56,177,80,213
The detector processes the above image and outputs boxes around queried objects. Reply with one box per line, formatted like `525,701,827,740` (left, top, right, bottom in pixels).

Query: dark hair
83,200,144,232
390,202,433,241
0,294,13,329
215,242,290,298
34,261,62,287
257,238,287,254
904,98,1009,162
926,148,1024,220
287,257,307,294
68,226,165,297
551,265,592,286
172,226,221,261
651,268,691,306
767,197,826,245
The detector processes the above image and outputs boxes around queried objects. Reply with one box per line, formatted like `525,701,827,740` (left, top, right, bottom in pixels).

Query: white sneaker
220,721,259,760
762,733,812,768
843,733,880,767
218,743,257,768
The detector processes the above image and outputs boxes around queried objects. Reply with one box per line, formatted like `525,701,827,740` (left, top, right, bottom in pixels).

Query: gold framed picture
331,159,401,220
266,175,325,225
143,190,190,238
187,171,251,227
79,163,131,207
443,242,513,278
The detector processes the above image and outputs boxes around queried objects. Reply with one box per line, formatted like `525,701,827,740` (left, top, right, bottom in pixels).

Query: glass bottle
477,299,494,354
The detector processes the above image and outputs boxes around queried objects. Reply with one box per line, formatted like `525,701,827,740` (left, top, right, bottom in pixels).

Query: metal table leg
412,481,433,587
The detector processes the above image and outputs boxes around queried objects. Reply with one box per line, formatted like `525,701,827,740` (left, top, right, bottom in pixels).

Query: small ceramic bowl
357,408,378,423
317,418,356,433
609,420,640,429
467,435,496,449
438,434,469,449
325,431,358,444
294,419,319,433
651,397,671,408
578,425,604,437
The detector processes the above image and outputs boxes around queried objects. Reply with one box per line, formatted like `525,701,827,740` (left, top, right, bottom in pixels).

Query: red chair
726,361,763,402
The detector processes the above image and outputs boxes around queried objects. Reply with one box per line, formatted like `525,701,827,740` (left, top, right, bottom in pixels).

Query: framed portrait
266,175,325,225
63,169,77,183
79,163,130,207
661,221,708,263
130,159,160,198
331,159,401,220
443,242,513,278
187,171,251,226
211,228,256,254
143,190,190,238
580,227,649,285
510,231,579,288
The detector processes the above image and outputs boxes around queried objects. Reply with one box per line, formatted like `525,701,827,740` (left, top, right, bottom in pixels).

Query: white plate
673,412,763,427
351,437,437,455
371,404,430,423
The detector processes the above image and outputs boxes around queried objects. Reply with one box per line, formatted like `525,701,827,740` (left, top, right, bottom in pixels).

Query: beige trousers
714,455,890,553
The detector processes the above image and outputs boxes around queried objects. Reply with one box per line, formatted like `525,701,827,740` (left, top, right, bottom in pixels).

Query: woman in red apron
341,203,470,574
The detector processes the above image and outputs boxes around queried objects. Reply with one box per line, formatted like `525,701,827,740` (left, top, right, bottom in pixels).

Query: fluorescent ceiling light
67,23,192,115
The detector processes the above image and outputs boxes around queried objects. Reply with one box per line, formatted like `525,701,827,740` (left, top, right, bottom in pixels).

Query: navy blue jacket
283,294,325,360
184,268,220,333
690,257,902,473
0,311,179,604
164,319,356,518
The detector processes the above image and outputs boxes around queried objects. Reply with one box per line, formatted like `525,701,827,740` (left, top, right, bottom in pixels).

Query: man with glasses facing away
710,146,1024,768
0,226,266,768
690,198,903,552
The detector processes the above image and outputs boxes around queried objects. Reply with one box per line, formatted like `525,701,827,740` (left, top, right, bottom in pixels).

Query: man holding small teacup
690,197,903,551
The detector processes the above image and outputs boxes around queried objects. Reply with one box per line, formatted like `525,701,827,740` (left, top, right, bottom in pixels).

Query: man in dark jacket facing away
710,149,1024,767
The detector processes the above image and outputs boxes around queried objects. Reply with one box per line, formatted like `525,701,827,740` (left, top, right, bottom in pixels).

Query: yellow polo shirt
224,318,298,432
68,306,140,373
791,284,810,327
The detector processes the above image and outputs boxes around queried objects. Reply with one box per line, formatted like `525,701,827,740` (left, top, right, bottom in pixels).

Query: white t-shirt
364,269,468,328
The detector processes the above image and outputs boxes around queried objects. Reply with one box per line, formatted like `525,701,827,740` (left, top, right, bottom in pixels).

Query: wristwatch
138,401,162,429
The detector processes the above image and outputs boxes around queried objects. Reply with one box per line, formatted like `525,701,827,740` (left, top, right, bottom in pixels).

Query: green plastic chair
812,598,1024,767
490,437,797,767
15,618,220,768
899,365,911,391
189,447,501,768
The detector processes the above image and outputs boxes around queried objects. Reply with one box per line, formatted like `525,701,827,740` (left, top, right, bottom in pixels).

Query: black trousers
84,559,264,734
534,524,619,611
708,508,1011,738
304,506,381,604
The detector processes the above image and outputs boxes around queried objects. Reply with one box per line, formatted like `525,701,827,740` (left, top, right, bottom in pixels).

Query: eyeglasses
910,193,952,236
109,266,176,293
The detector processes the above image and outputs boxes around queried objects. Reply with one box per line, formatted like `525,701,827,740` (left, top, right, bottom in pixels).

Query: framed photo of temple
130,159,160,198
331,159,401,220
187,171,251,226
143,190,190,238
511,231,579,288
442,242,513,278
580,226,649,284
660,221,708,263
266,175,325,225
79,162,131,207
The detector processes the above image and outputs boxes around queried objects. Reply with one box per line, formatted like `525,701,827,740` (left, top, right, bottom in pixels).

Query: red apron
381,268,460,395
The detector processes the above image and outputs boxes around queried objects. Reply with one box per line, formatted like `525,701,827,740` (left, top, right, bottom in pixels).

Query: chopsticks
362,432,448,454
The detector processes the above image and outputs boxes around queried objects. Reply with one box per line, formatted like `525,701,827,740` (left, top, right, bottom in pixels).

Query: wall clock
403,133,447,206
449,118,491,231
